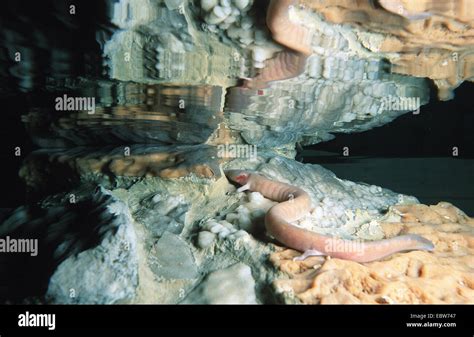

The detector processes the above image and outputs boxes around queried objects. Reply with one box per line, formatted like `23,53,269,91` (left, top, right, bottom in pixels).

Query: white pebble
210,224,225,234
201,0,218,11
231,7,240,17
223,15,237,24
207,12,226,24
220,220,235,230
236,205,250,215
220,0,231,7
248,192,264,204
206,24,218,33
233,0,249,10
197,231,216,248
252,46,268,63
240,37,253,45
228,230,247,240
204,220,221,230
218,229,231,239
213,5,228,19
234,230,249,238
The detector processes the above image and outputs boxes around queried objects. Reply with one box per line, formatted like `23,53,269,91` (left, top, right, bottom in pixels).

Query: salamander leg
293,249,326,261
237,183,251,193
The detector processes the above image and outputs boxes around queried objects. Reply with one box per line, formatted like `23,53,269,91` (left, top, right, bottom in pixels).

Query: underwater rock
136,193,188,238
150,231,198,280
4,147,473,304
2,0,473,306
270,202,474,304
226,156,417,233
183,262,257,304
196,230,216,248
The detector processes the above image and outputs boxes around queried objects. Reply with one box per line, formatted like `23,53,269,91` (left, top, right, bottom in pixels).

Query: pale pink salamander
226,170,435,263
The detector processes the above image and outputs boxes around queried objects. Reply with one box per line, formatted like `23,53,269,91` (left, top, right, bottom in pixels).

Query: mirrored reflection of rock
24,83,224,147
299,0,474,100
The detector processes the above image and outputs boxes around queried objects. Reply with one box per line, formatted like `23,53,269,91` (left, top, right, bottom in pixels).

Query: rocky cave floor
0,0,473,304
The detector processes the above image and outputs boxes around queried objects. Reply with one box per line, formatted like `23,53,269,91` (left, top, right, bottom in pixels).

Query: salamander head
225,170,251,185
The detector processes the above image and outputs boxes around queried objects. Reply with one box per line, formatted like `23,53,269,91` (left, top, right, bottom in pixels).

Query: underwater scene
1,0,474,319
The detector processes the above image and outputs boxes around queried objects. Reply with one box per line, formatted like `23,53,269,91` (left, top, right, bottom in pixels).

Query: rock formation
0,0,472,304
270,202,474,304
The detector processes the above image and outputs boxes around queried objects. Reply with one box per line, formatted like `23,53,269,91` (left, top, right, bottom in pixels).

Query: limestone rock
2,0,472,306
0,187,139,303
150,231,198,280
45,189,139,304
270,202,474,304
183,263,257,304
